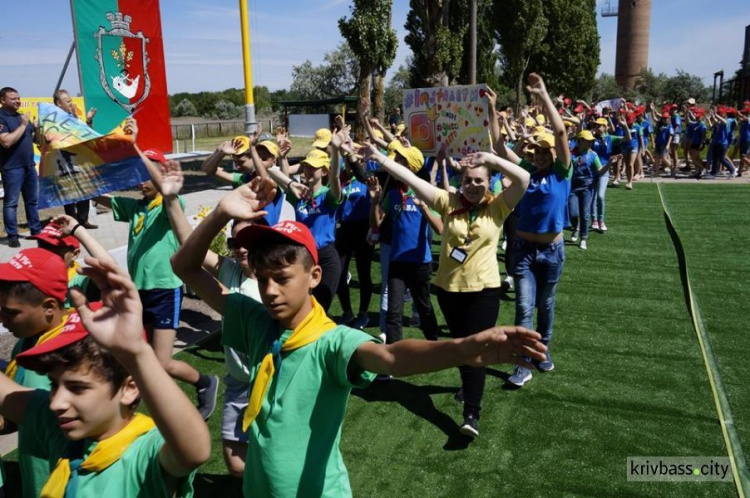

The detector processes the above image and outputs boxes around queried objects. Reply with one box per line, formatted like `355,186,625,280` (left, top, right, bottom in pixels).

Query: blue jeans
591,172,609,222
513,238,565,346
568,186,593,239
710,143,736,175
2,165,41,237
379,243,391,334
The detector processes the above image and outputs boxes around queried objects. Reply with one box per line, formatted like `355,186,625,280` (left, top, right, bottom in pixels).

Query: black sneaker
459,413,479,438
7,237,20,248
454,388,464,404
196,375,219,420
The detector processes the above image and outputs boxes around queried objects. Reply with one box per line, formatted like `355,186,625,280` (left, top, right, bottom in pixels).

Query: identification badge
449,247,468,264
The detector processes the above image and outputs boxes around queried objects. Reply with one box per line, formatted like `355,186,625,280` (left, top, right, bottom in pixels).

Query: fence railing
171,118,278,152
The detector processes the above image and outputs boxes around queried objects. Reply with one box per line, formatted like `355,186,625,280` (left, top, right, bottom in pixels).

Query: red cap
15,305,99,365
0,248,68,302
563,98,572,106
236,220,318,264
626,102,634,109
573,104,584,113
661,112,670,119
32,222,80,250
670,104,678,110
143,149,168,166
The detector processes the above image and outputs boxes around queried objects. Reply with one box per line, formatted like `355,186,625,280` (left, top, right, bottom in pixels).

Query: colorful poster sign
37,105,149,209
70,0,172,153
402,84,492,157
15,97,88,168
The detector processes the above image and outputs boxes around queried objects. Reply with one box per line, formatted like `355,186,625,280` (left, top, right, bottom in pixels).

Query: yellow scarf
4,311,71,381
132,195,163,235
67,261,80,282
40,413,156,498
242,297,336,432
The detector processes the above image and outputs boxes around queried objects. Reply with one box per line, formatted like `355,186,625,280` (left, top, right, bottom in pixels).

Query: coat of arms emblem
94,12,151,113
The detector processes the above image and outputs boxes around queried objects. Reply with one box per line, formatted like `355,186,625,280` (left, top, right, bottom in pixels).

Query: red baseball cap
0,248,68,302
236,220,318,264
32,222,80,250
143,149,168,166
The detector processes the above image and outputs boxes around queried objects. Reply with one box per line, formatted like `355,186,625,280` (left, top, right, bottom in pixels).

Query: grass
182,135,317,159
2,184,743,497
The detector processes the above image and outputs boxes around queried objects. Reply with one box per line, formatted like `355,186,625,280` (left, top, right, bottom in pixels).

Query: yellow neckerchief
5,311,71,381
41,413,156,498
242,296,336,432
67,261,80,282
132,195,163,235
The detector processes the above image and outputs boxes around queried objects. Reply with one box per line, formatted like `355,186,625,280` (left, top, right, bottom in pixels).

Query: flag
70,0,172,152
38,128,149,210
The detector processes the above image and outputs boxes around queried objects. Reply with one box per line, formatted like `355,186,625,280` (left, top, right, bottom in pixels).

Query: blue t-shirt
0,108,36,170
592,134,613,165
621,125,640,152
654,123,674,146
570,149,602,190
691,122,707,145
339,179,370,223
727,118,738,145
292,186,341,248
711,122,731,146
740,121,750,144
516,159,572,234
686,120,698,139
671,114,682,134
382,187,432,264
640,119,652,144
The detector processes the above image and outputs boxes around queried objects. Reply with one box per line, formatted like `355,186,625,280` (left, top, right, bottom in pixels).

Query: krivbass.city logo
627,457,732,482
94,12,151,113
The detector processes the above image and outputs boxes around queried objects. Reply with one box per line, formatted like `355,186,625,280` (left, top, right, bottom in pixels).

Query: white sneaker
571,230,579,242
580,240,588,250
0,188,4,199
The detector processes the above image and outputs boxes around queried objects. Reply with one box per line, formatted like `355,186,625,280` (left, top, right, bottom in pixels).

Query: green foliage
169,86,277,118
593,69,711,104
404,0,466,87
172,98,198,117
338,0,398,76
528,0,600,98
384,63,411,111
493,0,548,104
454,0,499,88
290,43,360,100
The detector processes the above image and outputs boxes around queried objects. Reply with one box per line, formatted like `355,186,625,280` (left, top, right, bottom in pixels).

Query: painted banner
17,97,88,168
71,0,172,153
402,84,492,157
37,108,149,209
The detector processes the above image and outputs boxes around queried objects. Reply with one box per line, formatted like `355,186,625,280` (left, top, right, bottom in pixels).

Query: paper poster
402,84,492,157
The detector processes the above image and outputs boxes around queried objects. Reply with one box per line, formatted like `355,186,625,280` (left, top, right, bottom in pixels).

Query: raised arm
359,99,390,150
486,87,502,149
527,73,570,166
70,258,210,478
201,141,239,185
366,176,384,230
51,215,116,266
459,151,530,209
360,145,437,206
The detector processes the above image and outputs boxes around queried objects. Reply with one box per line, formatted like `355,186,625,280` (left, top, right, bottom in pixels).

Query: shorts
654,143,667,156
139,287,182,329
671,134,681,146
690,143,703,151
740,141,749,156
221,374,250,443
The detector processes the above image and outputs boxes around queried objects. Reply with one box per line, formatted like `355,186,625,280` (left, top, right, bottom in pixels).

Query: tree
172,98,198,117
290,43,360,100
454,0,499,88
493,0,548,107
384,63,411,113
662,70,711,103
405,0,465,87
527,0,600,98
339,0,398,134
591,74,622,102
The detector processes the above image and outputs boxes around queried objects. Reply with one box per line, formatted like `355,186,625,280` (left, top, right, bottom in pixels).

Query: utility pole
469,0,477,84
239,0,257,134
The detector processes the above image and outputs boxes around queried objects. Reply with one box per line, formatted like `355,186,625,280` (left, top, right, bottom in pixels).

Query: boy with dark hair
172,179,546,497
0,248,70,498
0,257,210,497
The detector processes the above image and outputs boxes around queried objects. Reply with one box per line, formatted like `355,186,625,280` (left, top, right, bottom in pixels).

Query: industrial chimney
614,0,652,89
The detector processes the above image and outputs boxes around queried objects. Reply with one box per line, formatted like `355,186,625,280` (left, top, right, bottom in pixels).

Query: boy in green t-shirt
0,247,70,498
172,179,547,497
0,257,210,497
94,118,219,420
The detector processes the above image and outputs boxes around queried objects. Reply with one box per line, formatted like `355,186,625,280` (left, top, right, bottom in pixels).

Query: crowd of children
0,69,748,497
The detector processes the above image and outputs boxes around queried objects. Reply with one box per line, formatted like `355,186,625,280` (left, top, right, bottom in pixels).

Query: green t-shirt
110,196,184,290
222,293,377,498
66,273,99,309
18,390,195,498
11,337,53,498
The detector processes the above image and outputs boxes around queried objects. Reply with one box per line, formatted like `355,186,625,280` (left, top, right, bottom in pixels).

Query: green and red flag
71,0,172,152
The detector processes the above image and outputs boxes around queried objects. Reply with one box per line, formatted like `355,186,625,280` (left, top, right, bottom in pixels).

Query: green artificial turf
2,184,742,497
659,184,750,471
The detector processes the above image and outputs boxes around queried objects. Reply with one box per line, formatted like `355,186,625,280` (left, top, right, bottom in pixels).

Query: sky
1,0,748,98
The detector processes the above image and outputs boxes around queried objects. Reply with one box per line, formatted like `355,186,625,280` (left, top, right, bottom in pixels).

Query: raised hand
459,326,546,368
278,139,293,158
365,175,381,200
217,176,275,221
160,160,184,197
218,140,236,155
20,113,29,127
70,257,146,358
86,108,97,122
357,143,380,163
526,73,548,97
486,86,497,110
251,122,263,146
50,214,79,236
288,181,310,200
436,144,447,164
123,117,138,141
334,114,345,131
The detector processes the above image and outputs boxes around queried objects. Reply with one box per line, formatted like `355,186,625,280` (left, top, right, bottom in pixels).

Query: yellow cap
373,129,384,140
395,123,406,136
387,140,424,173
577,130,595,141
312,128,332,149
595,118,608,126
536,114,547,125
256,140,279,159
534,126,547,135
301,148,330,169
524,117,536,127
534,133,556,149
232,136,251,155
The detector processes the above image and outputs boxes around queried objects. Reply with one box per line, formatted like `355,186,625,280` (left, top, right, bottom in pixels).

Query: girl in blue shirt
568,130,606,249
618,113,640,190
739,107,750,176
708,109,737,178
652,113,674,177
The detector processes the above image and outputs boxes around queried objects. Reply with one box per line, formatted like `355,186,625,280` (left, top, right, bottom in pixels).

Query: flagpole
239,0,257,135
